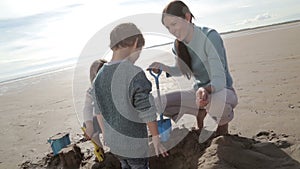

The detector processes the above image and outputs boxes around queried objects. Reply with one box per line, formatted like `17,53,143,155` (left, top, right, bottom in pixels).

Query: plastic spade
149,69,172,142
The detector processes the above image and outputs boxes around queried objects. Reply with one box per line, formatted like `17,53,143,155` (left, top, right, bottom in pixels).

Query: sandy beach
0,20,300,169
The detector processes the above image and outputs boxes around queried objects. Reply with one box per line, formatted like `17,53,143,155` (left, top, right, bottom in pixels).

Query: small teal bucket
158,118,172,142
47,132,71,155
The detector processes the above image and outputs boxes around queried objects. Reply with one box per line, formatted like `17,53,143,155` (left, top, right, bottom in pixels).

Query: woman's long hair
162,1,194,79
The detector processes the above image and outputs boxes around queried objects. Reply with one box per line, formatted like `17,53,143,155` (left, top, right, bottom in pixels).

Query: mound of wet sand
20,129,300,169
150,129,300,169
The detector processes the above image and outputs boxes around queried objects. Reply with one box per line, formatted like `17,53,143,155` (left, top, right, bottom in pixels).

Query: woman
148,0,238,137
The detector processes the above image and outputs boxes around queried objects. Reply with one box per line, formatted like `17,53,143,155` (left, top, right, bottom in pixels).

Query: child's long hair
162,1,194,79
90,59,107,83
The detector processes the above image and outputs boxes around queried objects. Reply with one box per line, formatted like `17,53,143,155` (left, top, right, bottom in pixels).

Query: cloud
238,12,272,25
239,19,252,25
238,5,252,9
0,3,82,52
255,13,271,20
119,0,154,5
0,12,62,53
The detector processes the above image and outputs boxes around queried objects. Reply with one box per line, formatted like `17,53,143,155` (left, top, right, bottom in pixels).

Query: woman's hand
196,87,209,108
147,62,166,73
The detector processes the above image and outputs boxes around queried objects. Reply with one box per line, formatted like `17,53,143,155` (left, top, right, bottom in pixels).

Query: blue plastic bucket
47,132,71,155
158,119,171,142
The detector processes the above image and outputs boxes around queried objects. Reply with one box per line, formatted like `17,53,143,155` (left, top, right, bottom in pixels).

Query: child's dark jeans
118,157,149,169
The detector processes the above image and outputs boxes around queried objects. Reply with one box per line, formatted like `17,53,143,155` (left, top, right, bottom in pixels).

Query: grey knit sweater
94,60,157,158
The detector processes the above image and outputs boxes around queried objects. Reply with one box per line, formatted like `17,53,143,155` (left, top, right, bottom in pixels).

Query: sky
0,0,299,82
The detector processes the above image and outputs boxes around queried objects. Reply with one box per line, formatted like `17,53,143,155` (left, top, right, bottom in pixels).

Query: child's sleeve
90,87,101,115
130,71,157,123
